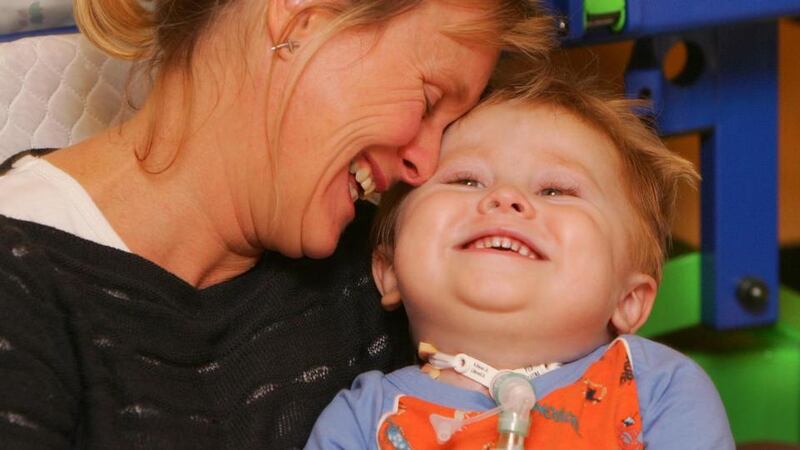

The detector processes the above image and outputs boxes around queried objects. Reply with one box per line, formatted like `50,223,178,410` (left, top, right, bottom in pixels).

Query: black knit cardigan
0,203,412,449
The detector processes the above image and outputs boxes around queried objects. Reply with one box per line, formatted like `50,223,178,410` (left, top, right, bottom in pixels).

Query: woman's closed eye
423,84,443,117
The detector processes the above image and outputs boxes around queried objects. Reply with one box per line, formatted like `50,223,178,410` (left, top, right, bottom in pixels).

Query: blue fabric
305,335,734,450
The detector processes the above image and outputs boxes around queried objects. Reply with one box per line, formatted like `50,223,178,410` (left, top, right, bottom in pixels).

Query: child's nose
478,186,535,219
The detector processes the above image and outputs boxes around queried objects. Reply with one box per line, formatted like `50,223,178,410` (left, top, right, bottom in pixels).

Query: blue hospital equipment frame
543,0,800,330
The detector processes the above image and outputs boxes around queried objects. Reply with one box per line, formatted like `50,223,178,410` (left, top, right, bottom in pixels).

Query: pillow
0,1,76,42
0,33,148,163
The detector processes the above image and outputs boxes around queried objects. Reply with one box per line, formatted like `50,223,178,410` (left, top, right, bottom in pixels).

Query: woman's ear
267,0,335,48
610,273,657,335
372,246,403,311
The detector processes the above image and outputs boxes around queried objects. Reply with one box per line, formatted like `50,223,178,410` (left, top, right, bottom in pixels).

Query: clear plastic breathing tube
428,370,536,449
490,371,537,450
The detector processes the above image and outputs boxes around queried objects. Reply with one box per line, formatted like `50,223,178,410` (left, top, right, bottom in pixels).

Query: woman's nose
478,185,535,219
396,123,442,186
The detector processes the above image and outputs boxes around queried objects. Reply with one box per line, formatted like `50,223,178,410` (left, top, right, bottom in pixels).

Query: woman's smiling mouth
348,154,388,203
349,158,376,200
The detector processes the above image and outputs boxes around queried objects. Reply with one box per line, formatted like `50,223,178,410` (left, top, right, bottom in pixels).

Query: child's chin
459,292,531,314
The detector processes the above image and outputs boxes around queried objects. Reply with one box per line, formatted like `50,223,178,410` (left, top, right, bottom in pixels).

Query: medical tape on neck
423,344,561,390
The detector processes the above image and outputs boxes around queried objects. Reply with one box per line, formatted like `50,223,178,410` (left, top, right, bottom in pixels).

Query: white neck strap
419,342,561,390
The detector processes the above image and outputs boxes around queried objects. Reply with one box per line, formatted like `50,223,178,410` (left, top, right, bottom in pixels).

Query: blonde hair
73,0,555,63
373,65,699,281
72,0,556,167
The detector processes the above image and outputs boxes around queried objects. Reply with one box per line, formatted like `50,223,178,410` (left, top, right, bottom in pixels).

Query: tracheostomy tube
490,371,537,450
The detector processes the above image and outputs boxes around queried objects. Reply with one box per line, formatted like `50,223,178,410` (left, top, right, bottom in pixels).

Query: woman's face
268,2,499,258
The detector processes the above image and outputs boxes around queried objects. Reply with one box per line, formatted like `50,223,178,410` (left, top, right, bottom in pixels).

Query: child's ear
610,273,657,335
372,246,403,311
267,0,334,48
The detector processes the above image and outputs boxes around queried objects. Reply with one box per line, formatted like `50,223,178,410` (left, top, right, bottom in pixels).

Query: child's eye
443,170,485,188
539,186,578,197
541,187,563,196
451,178,483,188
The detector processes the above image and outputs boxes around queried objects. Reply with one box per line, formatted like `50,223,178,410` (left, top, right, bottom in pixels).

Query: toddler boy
306,69,734,449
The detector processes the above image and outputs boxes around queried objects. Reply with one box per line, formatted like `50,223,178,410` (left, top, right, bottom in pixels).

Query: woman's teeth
471,236,537,259
348,180,359,202
349,159,376,200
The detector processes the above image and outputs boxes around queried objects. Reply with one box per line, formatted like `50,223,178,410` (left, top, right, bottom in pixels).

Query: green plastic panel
639,252,702,337
688,316,800,444
639,250,800,444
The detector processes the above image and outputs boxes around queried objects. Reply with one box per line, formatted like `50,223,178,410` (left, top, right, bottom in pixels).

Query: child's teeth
467,235,539,259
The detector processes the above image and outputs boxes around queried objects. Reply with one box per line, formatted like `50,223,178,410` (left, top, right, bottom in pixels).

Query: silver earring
270,40,299,53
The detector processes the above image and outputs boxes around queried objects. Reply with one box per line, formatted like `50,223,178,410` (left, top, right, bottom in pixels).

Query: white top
0,155,129,252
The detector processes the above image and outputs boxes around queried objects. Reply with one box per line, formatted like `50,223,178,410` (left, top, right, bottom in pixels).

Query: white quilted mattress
0,33,148,163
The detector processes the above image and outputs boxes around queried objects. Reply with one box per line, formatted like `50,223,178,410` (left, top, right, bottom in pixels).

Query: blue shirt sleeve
304,370,390,450
626,336,735,450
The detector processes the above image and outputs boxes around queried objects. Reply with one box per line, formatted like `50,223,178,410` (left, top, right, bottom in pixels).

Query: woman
0,0,553,448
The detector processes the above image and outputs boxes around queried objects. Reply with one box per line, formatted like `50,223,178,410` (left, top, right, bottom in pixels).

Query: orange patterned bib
376,340,642,450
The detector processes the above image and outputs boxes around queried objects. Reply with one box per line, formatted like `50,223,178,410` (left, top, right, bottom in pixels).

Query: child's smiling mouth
458,231,546,260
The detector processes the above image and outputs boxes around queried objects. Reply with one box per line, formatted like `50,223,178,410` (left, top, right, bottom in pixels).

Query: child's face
378,101,656,363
